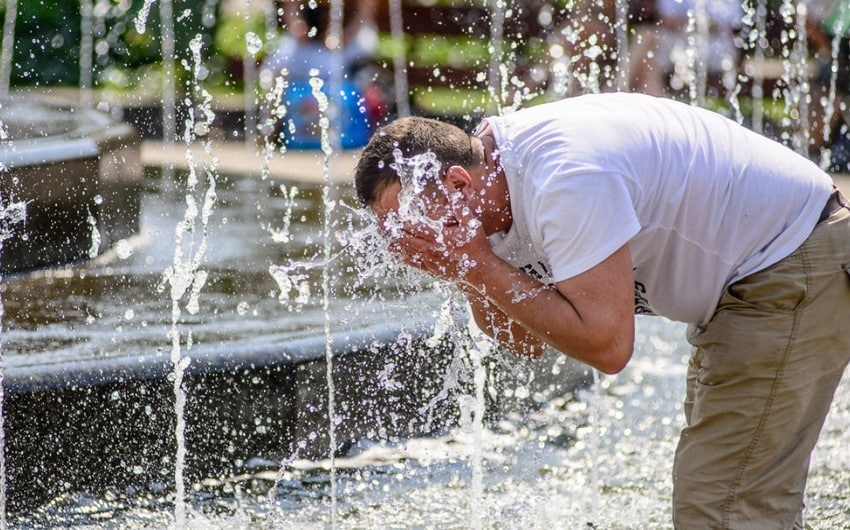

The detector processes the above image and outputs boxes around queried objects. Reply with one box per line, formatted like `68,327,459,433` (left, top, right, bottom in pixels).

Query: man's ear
444,166,474,198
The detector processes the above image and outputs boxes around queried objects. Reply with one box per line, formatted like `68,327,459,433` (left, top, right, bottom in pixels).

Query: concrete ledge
4,318,589,513
4,321,429,394
0,95,143,273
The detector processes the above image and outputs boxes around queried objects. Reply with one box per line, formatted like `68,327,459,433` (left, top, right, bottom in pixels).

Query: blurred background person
262,0,379,83
260,0,388,149
807,0,850,169
628,0,742,97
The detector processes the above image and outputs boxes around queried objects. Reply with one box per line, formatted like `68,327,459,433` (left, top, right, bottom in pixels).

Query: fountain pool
0,162,589,521
6,314,848,528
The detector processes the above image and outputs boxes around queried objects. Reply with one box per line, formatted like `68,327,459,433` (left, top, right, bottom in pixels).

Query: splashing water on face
382,149,446,243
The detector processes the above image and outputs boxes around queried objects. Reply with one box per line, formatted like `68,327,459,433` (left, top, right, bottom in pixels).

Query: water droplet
115,239,133,259
245,32,263,55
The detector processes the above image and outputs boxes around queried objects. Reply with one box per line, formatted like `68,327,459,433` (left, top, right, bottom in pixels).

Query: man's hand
387,188,494,283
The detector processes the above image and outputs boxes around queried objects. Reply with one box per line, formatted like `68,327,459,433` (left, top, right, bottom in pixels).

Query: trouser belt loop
818,186,848,224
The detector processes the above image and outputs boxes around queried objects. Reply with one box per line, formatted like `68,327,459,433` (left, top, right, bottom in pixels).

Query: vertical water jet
0,0,17,98
79,0,94,107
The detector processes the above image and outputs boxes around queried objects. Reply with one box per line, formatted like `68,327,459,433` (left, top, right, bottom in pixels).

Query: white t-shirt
485,93,833,325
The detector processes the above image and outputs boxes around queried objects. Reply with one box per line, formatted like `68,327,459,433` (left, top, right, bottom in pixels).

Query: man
354,92,850,528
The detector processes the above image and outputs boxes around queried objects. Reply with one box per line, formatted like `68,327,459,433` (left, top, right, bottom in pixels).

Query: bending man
354,92,850,528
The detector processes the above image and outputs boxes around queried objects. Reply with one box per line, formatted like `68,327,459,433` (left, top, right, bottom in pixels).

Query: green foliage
213,11,267,59
2,0,81,85
0,0,214,89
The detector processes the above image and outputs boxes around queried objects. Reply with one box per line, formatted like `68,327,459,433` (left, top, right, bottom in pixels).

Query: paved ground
141,140,360,184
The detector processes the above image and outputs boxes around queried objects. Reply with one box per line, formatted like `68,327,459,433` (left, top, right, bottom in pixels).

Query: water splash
86,208,100,259
259,67,289,180
134,0,157,35
0,194,25,530
269,260,314,309
0,201,26,244
381,150,443,239
265,184,298,243
265,183,318,312
159,32,218,528
419,285,476,425
245,31,263,56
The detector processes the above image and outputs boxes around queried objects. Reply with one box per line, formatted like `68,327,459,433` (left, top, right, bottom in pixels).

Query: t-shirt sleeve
530,169,641,282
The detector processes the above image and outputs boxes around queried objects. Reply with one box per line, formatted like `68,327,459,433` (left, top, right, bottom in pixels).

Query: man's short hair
354,117,478,207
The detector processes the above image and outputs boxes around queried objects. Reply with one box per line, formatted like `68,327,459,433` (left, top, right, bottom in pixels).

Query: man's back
486,93,833,323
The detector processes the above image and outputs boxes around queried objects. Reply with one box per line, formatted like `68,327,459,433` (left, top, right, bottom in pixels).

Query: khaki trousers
674,206,850,529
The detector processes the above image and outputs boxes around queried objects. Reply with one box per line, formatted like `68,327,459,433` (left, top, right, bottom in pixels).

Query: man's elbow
591,319,635,374
595,351,631,374
576,339,633,375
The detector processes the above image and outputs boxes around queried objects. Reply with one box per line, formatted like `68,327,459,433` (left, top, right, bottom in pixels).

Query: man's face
372,180,458,241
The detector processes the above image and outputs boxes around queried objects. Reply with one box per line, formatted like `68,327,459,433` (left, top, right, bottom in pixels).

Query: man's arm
464,244,635,374
391,194,635,374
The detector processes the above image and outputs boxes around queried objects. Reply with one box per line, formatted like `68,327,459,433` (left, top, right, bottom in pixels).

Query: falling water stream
821,0,849,169
750,0,768,134
306,70,340,527
0,198,25,530
161,0,177,145
387,0,410,118
79,0,94,107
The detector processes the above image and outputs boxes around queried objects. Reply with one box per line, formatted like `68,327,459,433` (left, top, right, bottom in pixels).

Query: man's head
354,117,482,209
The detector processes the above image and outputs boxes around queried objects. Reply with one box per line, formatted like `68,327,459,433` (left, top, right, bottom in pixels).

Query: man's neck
472,129,512,236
